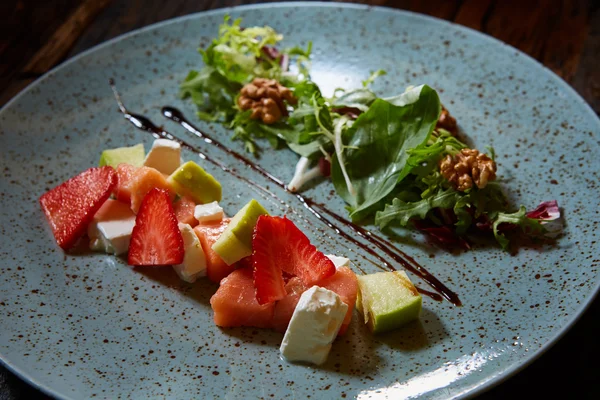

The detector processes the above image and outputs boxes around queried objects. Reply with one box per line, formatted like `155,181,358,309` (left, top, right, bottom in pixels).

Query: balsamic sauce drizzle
108,80,460,306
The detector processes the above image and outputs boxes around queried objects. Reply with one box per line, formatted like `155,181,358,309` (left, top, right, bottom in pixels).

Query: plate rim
1,2,599,399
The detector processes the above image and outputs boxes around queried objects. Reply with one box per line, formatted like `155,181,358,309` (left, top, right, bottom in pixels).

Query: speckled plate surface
1,3,599,399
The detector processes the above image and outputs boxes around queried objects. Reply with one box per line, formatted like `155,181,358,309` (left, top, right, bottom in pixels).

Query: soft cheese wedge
87,198,136,255
173,223,207,282
280,286,348,365
143,139,181,175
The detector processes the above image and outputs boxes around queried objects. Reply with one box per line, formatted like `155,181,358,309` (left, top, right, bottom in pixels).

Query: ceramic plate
1,3,598,399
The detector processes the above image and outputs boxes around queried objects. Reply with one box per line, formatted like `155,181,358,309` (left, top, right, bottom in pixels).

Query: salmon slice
271,266,358,335
193,218,235,283
271,277,305,333
114,164,137,205
173,196,197,227
210,268,274,328
318,266,358,335
126,166,175,213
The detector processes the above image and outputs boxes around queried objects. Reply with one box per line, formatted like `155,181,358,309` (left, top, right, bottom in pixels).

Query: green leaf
180,68,241,123
331,85,441,221
362,69,387,87
288,136,332,158
453,193,473,234
375,188,461,228
201,16,284,84
331,88,377,112
492,206,546,250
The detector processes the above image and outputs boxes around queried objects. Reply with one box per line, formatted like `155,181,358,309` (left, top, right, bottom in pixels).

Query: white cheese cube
193,201,224,223
280,286,348,365
326,254,350,269
143,139,181,175
173,223,207,283
87,199,136,255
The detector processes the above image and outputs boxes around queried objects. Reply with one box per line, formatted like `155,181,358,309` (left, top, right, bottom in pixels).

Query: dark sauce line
109,80,379,276
109,80,288,205
162,107,286,188
160,106,461,306
161,108,403,273
312,203,457,305
108,80,458,304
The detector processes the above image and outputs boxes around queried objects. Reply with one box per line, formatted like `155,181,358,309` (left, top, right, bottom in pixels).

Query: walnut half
238,78,297,124
439,148,497,191
436,106,458,135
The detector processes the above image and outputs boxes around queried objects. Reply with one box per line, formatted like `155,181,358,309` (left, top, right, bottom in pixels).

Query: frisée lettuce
180,16,562,251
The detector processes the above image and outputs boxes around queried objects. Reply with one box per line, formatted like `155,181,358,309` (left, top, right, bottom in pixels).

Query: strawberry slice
251,215,335,304
128,188,184,266
39,166,117,250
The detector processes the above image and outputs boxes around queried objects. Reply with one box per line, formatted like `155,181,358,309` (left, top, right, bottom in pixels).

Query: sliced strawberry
39,166,117,250
128,188,184,266
251,215,335,304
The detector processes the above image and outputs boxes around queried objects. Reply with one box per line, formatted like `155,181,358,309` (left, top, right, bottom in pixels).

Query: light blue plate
1,3,598,399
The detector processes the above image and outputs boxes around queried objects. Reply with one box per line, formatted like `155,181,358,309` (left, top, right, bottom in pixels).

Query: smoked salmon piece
210,268,274,328
193,218,235,283
114,164,137,205
271,266,358,335
173,196,197,227
126,166,175,213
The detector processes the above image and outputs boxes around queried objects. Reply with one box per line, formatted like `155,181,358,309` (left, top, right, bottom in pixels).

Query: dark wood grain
454,0,495,31
1,1,599,399
571,3,600,114
4,0,597,112
0,0,113,105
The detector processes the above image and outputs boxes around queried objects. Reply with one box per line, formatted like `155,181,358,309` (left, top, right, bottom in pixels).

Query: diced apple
167,161,221,204
211,199,269,265
99,144,145,169
356,271,422,333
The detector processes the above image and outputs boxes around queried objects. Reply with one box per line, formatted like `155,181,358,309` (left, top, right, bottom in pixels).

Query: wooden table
1,0,598,398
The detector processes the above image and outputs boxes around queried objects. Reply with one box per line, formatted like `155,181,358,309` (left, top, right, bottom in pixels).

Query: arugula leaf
331,85,441,221
492,206,546,250
375,188,460,228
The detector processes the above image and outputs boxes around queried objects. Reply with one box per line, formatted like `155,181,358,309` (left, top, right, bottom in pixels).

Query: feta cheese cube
280,286,348,365
193,201,224,223
143,139,181,175
326,254,350,269
87,199,136,255
173,223,207,283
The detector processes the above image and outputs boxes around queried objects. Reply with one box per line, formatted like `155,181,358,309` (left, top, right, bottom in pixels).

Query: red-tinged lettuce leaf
526,200,562,237
492,206,547,250
526,200,560,221
413,221,471,250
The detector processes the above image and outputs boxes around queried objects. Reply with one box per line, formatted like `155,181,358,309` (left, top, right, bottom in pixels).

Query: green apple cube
99,143,145,168
212,199,269,265
168,161,222,204
356,271,422,333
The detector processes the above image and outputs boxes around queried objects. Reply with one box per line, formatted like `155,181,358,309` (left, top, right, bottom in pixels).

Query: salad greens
331,86,441,221
180,16,561,250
